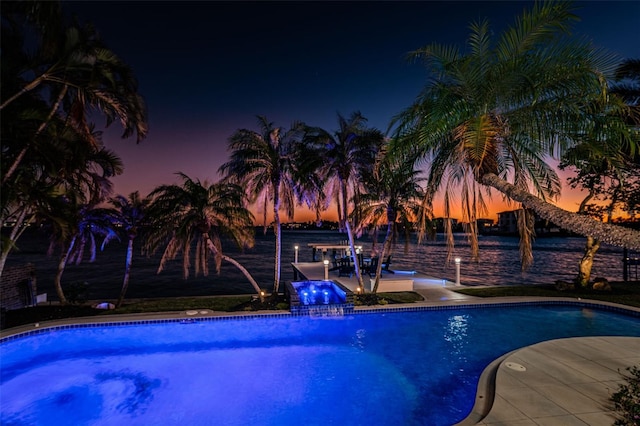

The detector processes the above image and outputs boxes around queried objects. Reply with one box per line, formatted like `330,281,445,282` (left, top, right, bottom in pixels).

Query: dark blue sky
63,1,639,220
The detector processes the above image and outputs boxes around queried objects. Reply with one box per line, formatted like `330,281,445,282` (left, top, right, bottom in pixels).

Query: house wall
1,263,37,310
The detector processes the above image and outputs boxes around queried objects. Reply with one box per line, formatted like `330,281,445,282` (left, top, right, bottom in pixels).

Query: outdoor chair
330,255,340,271
338,258,355,278
364,256,379,277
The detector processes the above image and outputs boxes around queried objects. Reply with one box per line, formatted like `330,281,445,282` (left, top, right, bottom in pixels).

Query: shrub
64,281,89,304
611,365,640,426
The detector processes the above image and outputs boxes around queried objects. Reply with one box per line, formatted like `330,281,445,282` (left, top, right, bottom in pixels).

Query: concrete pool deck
2,272,639,426
460,335,640,426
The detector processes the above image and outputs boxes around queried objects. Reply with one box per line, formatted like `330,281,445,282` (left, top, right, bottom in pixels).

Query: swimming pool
2,302,640,425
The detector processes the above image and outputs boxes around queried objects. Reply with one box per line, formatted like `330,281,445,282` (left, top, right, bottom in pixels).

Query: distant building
282,222,303,230
497,210,519,234
476,218,494,234
433,217,459,233
497,209,565,235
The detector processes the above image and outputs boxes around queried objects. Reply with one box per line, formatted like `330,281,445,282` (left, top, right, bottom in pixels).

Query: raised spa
285,279,353,314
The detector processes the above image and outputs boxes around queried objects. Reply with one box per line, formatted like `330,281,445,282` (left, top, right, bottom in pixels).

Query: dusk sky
62,1,640,222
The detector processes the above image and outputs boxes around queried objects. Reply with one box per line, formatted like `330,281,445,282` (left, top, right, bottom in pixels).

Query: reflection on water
381,234,626,286
16,229,631,298
278,232,628,287
444,315,469,359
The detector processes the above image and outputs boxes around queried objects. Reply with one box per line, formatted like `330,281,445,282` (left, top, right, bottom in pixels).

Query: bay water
6,229,632,302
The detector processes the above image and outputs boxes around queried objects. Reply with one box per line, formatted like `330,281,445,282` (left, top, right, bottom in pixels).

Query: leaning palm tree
355,149,430,292
220,116,311,295
110,191,151,307
391,1,640,270
144,173,261,294
306,112,385,290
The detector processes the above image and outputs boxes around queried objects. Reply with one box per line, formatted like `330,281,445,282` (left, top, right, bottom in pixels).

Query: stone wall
1,263,37,310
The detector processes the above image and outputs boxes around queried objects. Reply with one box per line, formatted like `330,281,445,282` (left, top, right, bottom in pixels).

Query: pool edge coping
2,296,639,341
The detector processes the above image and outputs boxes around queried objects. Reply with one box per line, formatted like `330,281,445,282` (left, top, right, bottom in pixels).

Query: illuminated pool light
285,280,354,315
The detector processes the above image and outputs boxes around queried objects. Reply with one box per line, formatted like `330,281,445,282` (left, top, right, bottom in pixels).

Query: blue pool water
2,303,640,426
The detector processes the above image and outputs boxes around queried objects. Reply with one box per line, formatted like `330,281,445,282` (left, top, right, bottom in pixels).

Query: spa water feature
284,279,354,315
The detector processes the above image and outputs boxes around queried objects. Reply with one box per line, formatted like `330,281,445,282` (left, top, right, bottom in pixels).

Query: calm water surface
8,230,631,300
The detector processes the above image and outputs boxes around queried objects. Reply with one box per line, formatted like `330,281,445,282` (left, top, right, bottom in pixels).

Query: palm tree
1,1,148,185
1,0,144,276
355,149,430,292
110,191,151,307
0,124,123,278
220,116,311,295
390,1,640,270
611,58,640,109
306,112,385,290
144,173,261,294
47,199,119,304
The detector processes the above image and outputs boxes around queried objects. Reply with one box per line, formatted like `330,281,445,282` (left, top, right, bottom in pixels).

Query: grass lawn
1,292,424,330
3,284,638,331
453,281,640,308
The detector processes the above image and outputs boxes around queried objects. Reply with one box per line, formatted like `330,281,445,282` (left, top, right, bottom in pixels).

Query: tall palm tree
47,199,119,304
306,112,385,290
110,191,151,307
144,173,261,294
355,149,430,292
391,1,640,270
220,116,311,295
1,1,148,185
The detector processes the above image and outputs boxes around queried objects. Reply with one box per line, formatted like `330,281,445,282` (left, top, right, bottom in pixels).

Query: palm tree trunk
0,209,33,279
372,221,394,293
273,198,282,295
336,195,344,233
340,181,365,290
54,237,76,305
481,173,640,250
116,238,134,308
0,74,46,110
2,85,68,185
577,236,601,287
205,238,261,294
